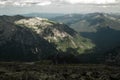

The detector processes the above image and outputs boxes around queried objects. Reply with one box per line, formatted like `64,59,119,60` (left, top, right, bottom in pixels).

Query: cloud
0,1,6,5
61,0,117,4
0,0,52,6
0,0,119,7
36,1,52,6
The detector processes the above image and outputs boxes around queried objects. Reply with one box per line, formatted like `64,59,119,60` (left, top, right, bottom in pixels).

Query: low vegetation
0,62,119,80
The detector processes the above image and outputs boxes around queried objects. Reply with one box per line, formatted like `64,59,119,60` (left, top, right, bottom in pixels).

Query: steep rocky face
0,17,57,61
15,17,94,53
15,17,76,41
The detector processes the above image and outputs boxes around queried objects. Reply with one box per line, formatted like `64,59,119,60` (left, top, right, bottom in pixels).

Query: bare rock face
15,17,94,53
15,17,74,42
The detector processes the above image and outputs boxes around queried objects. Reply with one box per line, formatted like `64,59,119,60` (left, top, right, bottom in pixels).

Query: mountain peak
15,17,94,52
15,17,55,27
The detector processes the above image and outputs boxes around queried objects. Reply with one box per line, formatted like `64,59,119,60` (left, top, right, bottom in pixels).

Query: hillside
0,15,94,62
52,13,120,54
15,17,94,53
105,46,120,65
0,19,58,61
52,13,120,32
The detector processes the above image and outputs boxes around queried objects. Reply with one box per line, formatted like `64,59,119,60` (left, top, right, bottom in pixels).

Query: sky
0,0,120,15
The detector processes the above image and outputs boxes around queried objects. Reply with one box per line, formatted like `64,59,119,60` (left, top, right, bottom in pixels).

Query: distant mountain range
51,13,120,32
22,13,65,19
52,13,120,53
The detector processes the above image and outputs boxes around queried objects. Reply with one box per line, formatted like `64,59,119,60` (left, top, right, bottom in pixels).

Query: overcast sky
0,0,120,15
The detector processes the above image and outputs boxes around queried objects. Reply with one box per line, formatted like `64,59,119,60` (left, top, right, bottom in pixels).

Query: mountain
0,15,94,62
15,17,94,54
52,13,120,54
51,13,120,32
0,15,58,61
22,13,65,19
1,14,120,63
0,15,26,23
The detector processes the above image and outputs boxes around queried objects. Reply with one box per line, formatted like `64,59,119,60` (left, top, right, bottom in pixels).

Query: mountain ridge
51,13,120,32
15,17,94,53
0,15,95,62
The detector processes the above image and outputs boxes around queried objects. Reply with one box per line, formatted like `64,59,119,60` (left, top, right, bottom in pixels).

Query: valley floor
0,62,119,80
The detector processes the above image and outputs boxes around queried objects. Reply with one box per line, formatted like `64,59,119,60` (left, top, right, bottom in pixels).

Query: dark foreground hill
0,16,58,61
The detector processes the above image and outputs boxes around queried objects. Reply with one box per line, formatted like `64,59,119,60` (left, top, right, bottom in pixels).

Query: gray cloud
0,0,119,6
0,0,120,15
0,0,52,6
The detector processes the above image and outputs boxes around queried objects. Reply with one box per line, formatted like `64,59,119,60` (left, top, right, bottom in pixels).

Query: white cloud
62,0,117,4
0,0,52,6
0,0,119,7
36,1,52,6
13,2,28,6
0,1,6,5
